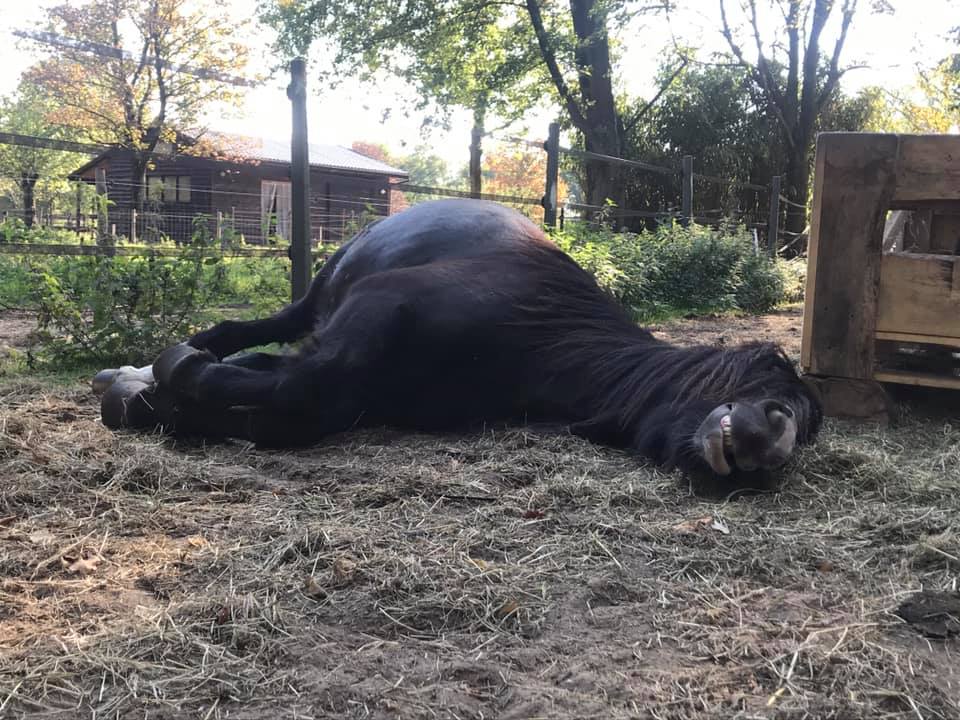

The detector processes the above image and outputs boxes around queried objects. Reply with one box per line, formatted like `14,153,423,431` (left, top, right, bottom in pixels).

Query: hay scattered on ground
1,320,959,718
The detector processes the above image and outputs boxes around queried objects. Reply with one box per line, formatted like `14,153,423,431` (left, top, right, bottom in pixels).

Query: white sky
0,0,957,168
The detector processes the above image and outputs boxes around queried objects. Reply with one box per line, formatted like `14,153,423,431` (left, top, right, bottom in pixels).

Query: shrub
26,225,290,368
551,220,789,320
735,249,786,314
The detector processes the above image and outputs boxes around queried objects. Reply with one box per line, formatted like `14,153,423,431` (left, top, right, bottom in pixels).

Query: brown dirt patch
651,306,805,359
1,311,959,719
0,309,39,353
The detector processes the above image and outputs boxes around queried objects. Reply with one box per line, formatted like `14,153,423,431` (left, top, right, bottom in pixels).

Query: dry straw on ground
1,312,959,719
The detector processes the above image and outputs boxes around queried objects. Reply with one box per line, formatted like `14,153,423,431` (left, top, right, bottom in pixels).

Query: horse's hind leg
162,402,331,447
96,352,289,430
186,296,315,361
107,290,414,443
186,251,341,360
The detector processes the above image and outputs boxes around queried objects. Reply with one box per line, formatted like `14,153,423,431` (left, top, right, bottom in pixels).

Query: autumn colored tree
862,56,960,133
26,0,252,210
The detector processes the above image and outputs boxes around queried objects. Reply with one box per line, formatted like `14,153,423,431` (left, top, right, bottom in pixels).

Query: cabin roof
215,133,408,177
71,132,408,179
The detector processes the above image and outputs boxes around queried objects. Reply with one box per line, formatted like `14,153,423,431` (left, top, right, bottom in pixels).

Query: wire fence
0,123,793,276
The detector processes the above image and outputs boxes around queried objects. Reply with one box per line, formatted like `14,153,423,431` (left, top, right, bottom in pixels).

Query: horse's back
325,199,551,291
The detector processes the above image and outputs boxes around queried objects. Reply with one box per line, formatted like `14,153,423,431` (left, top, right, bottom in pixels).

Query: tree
0,84,82,227
25,0,251,211
619,57,874,231
478,145,569,219
263,0,674,212
719,0,860,243
351,140,455,210
861,56,960,133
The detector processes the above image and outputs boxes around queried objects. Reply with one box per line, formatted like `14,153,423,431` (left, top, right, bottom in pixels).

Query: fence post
681,155,694,226
768,175,781,257
469,126,483,199
130,208,137,244
542,122,560,228
216,210,224,246
75,181,82,241
287,56,313,302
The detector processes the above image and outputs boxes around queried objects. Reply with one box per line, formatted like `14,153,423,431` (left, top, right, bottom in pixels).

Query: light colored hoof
92,365,154,396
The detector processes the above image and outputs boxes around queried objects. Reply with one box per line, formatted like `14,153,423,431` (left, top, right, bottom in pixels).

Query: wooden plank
0,131,107,154
894,135,960,203
802,375,890,421
874,370,960,390
876,331,960,348
929,213,960,255
876,253,960,338
801,132,899,379
800,135,829,371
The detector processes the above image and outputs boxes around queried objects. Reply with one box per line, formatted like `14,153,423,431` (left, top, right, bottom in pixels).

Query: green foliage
15,225,289,368
860,54,960,133
551,221,789,320
0,82,85,214
262,0,546,127
0,222,92,308
622,58,879,228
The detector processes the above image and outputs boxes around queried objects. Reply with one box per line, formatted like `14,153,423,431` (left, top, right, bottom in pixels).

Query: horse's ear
569,411,627,447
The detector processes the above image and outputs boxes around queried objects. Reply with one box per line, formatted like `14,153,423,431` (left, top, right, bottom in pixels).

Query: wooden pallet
800,133,960,418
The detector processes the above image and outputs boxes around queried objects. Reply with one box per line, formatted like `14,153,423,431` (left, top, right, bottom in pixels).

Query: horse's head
694,399,798,476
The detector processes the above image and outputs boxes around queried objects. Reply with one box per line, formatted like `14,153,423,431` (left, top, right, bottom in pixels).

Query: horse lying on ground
93,199,822,484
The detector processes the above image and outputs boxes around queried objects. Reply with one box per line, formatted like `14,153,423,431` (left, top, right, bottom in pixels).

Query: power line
0,132,107,155
13,28,260,88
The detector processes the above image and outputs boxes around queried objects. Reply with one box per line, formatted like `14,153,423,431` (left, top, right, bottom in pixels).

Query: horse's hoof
92,365,154,396
100,379,161,430
153,343,216,393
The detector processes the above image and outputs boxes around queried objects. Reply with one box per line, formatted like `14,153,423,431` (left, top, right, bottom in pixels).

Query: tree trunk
20,173,38,228
132,155,148,213
582,146,623,218
783,148,810,257
469,127,483,199
569,0,625,219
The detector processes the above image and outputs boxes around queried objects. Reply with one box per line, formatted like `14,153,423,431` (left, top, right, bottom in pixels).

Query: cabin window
261,180,292,241
147,175,191,203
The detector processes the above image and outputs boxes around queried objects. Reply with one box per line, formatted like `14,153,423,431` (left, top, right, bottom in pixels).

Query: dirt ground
1,307,959,720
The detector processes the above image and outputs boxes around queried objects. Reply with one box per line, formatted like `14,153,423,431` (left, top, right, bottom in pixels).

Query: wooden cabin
70,134,408,244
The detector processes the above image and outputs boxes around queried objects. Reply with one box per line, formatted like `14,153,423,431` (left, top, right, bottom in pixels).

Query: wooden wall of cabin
86,152,216,242
210,162,393,245
310,170,392,244
139,157,215,242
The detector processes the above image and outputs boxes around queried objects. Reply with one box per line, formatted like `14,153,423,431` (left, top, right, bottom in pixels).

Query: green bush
0,221,86,308
24,227,290,368
551,220,791,320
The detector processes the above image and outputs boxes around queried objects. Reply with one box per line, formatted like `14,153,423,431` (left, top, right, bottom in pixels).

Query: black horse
95,199,821,483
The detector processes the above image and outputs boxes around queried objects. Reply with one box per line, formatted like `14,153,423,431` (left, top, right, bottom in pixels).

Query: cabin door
260,180,292,241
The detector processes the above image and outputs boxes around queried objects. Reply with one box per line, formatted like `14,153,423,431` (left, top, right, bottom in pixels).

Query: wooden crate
800,133,960,418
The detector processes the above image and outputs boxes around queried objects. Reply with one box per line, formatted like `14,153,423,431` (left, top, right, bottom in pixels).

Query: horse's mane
501,243,820,444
